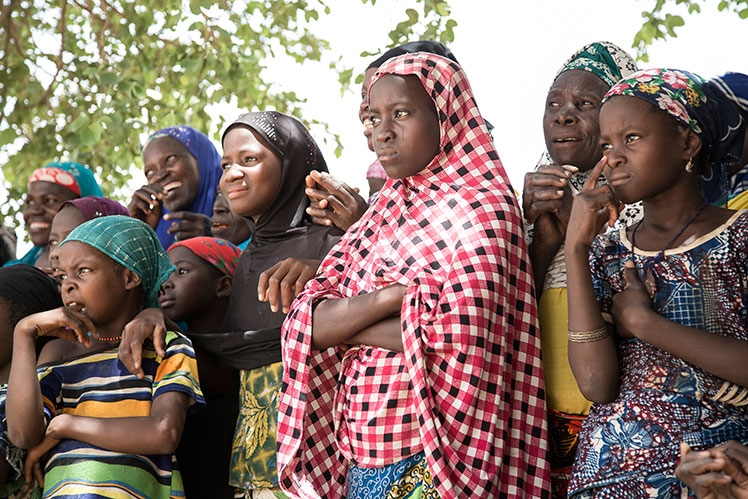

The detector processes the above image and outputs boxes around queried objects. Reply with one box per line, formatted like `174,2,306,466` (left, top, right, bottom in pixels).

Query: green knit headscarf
61,216,174,308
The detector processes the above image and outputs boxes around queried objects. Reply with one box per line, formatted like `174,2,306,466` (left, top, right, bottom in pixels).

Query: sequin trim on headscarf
145,125,223,249
28,162,103,198
62,196,130,221
168,236,241,277
61,216,174,308
555,41,638,87
278,53,550,498
605,68,747,206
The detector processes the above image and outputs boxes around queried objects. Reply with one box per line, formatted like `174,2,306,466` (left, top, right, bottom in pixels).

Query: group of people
0,37,746,499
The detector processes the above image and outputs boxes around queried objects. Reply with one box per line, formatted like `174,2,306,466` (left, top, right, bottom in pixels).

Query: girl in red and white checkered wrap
277,52,551,499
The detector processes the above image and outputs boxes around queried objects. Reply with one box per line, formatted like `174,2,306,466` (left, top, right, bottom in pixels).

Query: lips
376,148,398,163
65,301,86,314
552,136,579,144
226,185,249,200
28,221,51,232
607,174,631,187
159,296,176,309
162,181,182,199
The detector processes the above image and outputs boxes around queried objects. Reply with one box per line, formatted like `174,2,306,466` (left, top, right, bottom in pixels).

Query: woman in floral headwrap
521,41,638,499
278,53,550,499
565,68,748,498
8,161,103,269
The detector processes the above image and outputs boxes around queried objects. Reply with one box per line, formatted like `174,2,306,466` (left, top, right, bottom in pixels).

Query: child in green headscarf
6,216,204,498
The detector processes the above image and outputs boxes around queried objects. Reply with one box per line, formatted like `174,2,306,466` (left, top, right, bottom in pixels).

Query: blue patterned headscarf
604,68,747,205
144,126,223,249
61,216,174,308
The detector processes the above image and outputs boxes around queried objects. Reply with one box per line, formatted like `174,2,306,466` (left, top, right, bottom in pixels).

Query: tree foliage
0,0,455,226
635,0,748,61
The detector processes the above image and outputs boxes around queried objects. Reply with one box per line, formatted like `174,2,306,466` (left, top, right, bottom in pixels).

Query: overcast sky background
268,0,748,194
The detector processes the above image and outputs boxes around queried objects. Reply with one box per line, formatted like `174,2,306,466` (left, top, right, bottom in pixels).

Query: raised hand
305,170,368,231
163,211,212,242
258,258,321,314
128,184,166,229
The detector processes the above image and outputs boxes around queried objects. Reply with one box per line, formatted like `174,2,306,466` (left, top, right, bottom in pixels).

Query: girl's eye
601,143,612,151
58,273,67,281
49,240,58,247
145,169,154,179
546,100,558,108
243,156,257,165
369,116,381,126
78,267,91,276
44,197,60,206
177,268,189,275
220,162,231,171
625,134,641,144
394,109,409,119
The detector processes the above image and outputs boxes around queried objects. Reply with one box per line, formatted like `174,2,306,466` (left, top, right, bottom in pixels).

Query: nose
49,245,60,268
553,102,578,126
221,163,243,183
160,277,174,296
604,147,623,169
374,118,394,144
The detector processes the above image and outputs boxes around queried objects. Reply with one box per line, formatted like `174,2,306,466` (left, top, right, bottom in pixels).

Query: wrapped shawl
190,112,342,370
278,53,550,498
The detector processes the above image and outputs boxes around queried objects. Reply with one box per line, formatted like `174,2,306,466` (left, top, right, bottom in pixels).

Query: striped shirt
38,331,204,499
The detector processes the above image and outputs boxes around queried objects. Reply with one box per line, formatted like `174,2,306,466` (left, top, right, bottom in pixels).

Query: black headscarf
366,40,459,70
0,264,62,320
221,111,328,245
195,112,342,370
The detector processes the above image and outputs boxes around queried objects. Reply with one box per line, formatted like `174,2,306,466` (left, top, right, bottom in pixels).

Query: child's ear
215,275,232,298
123,269,142,290
683,129,702,160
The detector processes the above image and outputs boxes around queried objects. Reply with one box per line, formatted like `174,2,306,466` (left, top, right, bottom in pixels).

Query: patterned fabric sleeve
152,331,205,410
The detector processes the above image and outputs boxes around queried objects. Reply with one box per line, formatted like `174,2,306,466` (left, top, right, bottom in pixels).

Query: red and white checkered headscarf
278,53,550,498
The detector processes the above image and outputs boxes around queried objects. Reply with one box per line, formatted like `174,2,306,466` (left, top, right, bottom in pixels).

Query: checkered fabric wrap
278,53,550,499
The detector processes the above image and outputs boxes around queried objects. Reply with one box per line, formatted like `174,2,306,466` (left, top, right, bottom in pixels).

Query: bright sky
263,0,748,195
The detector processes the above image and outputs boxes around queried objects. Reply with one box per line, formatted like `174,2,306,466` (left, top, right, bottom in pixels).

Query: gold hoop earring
685,157,694,174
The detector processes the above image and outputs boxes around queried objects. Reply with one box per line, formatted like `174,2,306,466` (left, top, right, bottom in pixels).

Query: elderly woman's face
542,69,610,171
142,137,200,212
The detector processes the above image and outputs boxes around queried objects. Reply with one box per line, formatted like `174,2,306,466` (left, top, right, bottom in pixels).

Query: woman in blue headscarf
7,161,103,269
128,125,223,249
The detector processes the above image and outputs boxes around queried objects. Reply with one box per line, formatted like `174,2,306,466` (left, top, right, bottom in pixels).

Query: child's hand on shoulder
15,307,96,348
566,157,623,251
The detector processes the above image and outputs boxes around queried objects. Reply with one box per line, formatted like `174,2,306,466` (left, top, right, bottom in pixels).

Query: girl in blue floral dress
564,68,748,498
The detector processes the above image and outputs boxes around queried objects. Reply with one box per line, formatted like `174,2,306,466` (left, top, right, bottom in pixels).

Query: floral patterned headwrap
604,68,746,204
167,236,241,276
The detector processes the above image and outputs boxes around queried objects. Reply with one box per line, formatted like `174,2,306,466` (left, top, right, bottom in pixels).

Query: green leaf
69,116,91,132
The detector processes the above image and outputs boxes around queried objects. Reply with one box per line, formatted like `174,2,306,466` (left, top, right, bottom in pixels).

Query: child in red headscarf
160,236,241,499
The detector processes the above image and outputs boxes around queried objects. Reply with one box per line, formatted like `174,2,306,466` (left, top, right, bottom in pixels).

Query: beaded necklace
630,198,707,273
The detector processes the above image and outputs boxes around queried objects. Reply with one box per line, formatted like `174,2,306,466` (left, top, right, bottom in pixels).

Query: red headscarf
278,53,550,498
167,236,241,276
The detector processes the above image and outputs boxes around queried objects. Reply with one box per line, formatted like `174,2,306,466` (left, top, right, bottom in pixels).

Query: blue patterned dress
569,210,748,498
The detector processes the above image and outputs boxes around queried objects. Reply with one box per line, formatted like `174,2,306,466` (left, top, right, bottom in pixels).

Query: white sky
266,0,748,194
